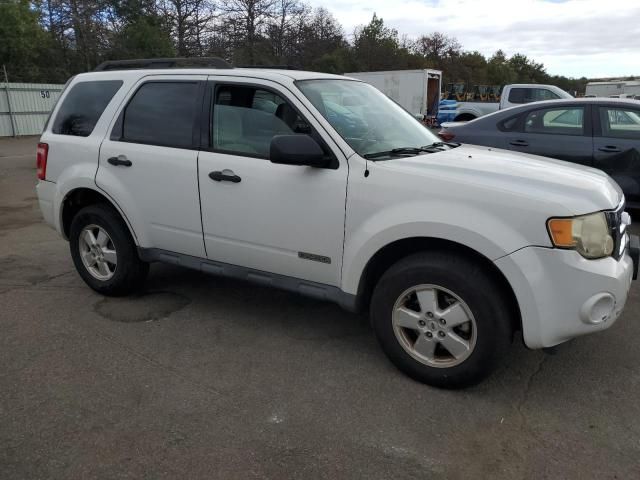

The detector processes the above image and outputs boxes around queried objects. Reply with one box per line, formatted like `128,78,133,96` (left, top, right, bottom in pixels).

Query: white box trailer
344,69,443,118
585,80,640,98
585,81,626,97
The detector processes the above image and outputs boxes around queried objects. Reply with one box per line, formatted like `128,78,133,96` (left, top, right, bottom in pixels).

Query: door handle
598,146,622,153
209,170,241,183
107,156,132,167
509,140,529,147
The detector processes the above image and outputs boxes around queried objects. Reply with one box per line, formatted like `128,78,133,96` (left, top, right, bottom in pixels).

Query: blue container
436,100,457,126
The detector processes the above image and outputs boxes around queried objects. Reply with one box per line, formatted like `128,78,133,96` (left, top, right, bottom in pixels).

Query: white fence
1,82,65,137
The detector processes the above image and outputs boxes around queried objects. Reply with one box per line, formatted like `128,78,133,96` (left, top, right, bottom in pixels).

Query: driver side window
211,85,311,159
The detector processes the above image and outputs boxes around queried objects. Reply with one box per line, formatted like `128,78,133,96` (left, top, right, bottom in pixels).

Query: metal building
1,82,64,137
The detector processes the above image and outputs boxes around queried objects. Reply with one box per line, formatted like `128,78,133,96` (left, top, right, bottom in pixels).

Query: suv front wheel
69,204,148,296
370,251,513,388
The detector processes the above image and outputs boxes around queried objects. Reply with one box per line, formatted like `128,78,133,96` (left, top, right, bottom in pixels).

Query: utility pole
2,64,17,137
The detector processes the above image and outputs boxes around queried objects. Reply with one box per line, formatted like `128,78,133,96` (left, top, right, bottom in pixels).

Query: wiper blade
422,141,461,149
363,142,461,160
363,146,432,160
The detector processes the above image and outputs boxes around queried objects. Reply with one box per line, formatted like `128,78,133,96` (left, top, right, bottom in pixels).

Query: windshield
297,79,441,158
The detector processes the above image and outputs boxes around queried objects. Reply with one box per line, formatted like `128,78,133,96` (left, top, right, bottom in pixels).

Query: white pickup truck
453,84,574,121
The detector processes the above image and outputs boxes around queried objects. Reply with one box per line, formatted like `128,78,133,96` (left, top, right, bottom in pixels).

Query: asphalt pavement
1,136,639,479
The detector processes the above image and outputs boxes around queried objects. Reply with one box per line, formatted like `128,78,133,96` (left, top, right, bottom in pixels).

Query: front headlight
547,212,614,259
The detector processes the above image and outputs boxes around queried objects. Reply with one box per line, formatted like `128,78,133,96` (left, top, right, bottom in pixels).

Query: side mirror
270,135,330,168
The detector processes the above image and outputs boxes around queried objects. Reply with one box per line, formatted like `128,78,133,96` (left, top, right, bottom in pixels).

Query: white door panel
97,142,204,256
198,152,347,285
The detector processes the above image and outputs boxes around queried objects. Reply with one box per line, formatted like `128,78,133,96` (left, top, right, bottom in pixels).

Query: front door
593,104,640,206
197,78,348,286
97,75,207,257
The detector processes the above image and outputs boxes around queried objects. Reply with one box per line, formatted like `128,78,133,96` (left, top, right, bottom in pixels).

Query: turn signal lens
547,218,574,247
547,212,614,259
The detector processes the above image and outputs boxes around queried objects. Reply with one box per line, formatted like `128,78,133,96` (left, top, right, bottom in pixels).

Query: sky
315,0,640,79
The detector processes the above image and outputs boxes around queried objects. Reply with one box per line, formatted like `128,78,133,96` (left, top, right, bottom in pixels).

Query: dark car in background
438,98,640,207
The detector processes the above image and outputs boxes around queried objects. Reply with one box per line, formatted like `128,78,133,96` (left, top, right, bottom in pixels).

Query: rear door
593,103,640,205
96,75,207,257
505,104,593,166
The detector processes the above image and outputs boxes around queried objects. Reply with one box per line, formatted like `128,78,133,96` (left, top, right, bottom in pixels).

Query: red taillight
438,130,455,142
36,143,48,180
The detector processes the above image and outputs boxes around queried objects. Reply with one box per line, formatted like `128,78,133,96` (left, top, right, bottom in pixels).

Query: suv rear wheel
69,204,148,296
370,251,512,388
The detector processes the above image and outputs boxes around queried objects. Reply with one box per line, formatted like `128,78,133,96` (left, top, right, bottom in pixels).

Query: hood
385,144,622,215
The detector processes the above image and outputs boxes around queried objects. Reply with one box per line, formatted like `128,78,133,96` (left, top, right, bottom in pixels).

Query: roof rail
94,57,232,72
236,65,297,70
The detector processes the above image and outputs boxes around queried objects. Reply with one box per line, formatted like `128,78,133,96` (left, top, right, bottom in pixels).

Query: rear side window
118,82,199,148
599,107,640,140
524,107,584,135
52,80,122,136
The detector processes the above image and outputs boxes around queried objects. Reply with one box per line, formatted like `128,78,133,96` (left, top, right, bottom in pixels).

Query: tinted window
600,107,640,140
121,82,199,148
212,85,311,158
524,107,584,135
508,87,561,104
499,115,520,131
52,80,122,136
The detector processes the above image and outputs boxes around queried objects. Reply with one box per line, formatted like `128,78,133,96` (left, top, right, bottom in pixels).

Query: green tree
487,50,515,85
110,15,175,59
353,13,404,71
0,0,51,81
107,0,174,58
413,31,461,69
509,53,548,83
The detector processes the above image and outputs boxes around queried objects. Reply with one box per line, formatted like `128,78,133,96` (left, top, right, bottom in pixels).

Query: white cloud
311,0,640,78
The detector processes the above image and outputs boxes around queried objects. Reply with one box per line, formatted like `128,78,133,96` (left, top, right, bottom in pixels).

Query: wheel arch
354,237,522,334
60,187,138,244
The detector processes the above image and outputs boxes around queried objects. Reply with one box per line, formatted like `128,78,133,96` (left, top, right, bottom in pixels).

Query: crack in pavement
518,355,547,411
515,354,547,439
0,270,75,295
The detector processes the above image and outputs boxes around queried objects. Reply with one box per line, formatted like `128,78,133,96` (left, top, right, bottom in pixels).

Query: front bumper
495,243,635,349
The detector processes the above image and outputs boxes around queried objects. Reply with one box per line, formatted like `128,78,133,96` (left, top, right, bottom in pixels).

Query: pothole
93,291,191,323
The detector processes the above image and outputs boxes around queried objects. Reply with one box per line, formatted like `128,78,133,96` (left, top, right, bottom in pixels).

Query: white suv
36,58,639,388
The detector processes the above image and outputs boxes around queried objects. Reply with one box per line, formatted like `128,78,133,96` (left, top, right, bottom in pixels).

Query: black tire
370,251,512,389
69,204,148,296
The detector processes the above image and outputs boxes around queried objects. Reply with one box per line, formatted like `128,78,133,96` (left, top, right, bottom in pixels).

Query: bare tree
160,0,216,56
414,31,462,67
220,0,276,64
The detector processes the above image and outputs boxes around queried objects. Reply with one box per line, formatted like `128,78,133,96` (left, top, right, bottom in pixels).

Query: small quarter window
52,80,122,136
499,115,520,131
